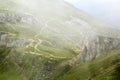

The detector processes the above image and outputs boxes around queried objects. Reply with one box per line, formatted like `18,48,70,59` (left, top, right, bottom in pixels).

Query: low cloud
65,0,120,26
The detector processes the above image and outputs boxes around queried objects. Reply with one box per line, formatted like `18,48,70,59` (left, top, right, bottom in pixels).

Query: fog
2,0,119,39
65,0,120,27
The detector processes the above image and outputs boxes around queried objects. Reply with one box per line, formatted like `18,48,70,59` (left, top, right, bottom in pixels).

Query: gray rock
80,36,120,62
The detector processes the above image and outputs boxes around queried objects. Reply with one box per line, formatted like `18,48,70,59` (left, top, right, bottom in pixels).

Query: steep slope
0,0,120,80
0,20,78,80
57,46,120,80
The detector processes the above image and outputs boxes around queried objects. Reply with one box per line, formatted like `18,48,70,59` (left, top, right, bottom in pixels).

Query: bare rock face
68,35,120,66
0,32,29,48
0,13,37,25
81,36,120,62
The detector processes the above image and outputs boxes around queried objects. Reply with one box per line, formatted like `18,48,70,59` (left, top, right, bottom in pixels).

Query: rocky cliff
0,0,120,80
81,36,120,62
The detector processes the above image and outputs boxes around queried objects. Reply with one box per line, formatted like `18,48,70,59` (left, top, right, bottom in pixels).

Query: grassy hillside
56,46,120,80
0,15,79,80
0,0,120,80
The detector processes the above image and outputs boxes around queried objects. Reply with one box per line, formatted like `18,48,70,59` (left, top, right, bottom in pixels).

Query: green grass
38,44,75,58
0,23,36,38
0,22,79,80
0,47,21,80
0,24,18,34
0,68,21,80
0,21,78,60
0,4,119,80
52,47,120,80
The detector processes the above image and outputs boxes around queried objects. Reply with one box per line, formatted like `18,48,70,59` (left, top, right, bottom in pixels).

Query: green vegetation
0,17,79,80
0,66,21,80
38,44,75,58
0,47,21,80
0,0,120,80
55,47,120,80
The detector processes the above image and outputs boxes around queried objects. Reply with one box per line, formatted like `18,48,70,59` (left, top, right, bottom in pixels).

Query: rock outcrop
81,36,120,62
0,13,37,25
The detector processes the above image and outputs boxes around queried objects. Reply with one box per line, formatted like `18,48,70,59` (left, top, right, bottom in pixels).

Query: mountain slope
57,46,120,80
0,0,120,80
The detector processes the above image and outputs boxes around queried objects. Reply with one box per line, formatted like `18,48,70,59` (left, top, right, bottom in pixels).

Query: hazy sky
65,0,120,26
